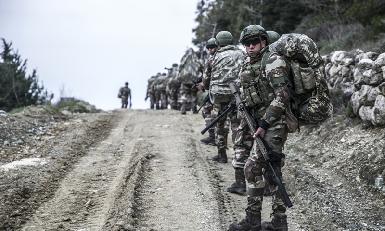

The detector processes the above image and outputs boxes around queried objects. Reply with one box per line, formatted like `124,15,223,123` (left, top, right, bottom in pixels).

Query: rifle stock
229,82,293,208
200,102,235,135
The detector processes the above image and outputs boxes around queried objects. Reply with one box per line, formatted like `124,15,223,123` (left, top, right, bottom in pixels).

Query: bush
55,97,100,113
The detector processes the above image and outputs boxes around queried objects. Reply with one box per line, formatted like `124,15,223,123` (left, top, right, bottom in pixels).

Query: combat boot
228,211,261,231
181,104,186,115
200,136,216,146
262,213,287,231
192,106,198,114
212,149,227,163
227,168,246,195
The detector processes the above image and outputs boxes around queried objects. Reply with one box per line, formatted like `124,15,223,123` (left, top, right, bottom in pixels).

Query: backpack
267,33,333,125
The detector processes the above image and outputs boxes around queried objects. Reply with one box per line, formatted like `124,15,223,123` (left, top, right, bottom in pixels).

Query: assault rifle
229,82,293,208
200,101,236,135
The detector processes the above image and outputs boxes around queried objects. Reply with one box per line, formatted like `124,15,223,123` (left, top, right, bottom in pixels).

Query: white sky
0,0,198,110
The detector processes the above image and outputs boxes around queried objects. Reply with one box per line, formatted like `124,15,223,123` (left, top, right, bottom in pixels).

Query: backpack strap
260,49,270,73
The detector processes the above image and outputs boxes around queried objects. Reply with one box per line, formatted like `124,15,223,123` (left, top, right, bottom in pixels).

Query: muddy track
0,113,114,230
188,133,241,229
3,110,385,230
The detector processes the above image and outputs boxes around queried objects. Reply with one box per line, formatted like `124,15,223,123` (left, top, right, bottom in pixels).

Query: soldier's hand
196,82,205,92
253,127,266,138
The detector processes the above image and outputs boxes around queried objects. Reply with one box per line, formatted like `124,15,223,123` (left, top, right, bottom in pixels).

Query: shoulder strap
260,50,271,77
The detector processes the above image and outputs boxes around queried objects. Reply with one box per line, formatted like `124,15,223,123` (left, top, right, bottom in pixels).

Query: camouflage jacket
209,45,245,96
119,86,131,99
239,47,291,128
202,53,215,90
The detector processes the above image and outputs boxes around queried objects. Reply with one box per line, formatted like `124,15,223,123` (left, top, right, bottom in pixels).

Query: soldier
200,37,218,145
153,72,162,109
145,75,157,109
228,30,281,195
178,48,202,114
229,25,289,231
202,31,245,163
118,82,131,109
159,73,168,109
167,63,181,110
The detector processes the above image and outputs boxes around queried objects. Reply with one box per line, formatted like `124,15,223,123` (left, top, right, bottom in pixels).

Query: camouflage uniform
118,83,131,109
153,73,162,109
158,73,168,109
205,31,245,162
229,26,289,231
178,48,202,114
201,46,216,144
146,76,157,109
228,31,282,195
166,64,181,110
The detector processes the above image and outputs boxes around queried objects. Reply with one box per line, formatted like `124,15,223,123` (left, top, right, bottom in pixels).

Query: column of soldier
145,48,203,114
145,25,332,231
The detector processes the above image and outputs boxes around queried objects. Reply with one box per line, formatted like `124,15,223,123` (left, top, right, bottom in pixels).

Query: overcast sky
0,0,198,110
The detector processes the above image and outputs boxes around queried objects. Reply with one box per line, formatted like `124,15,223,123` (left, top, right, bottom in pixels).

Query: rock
358,106,373,123
367,87,381,104
0,110,7,117
351,85,371,114
372,95,385,125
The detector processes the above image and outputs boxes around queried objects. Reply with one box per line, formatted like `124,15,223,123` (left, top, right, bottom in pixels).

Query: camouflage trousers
168,89,179,110
148,94,155,109
214,102,239,152
244,118,288,217
180,84,197,113
121,96,129,108
233,118,254,169
202,102,215,138
154,90,161,109
160,90,167,109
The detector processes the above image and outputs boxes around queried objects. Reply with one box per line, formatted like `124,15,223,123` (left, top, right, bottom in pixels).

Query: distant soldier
199,37,218,146
202,31,245,162
145,75,157,109
153,72,162,109
178,48,203,114
166,63,181,110
118,82,131,109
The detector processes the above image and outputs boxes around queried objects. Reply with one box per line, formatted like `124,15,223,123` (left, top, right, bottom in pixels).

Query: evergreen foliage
193,0,385,53
0,38,52,111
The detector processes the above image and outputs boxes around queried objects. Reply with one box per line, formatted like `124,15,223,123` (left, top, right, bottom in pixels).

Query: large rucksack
268,33,333,125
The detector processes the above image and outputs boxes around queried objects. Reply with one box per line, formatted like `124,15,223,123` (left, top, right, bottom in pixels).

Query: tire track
22,111,141,230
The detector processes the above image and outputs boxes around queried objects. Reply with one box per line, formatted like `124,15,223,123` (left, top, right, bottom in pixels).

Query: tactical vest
240,51,275,110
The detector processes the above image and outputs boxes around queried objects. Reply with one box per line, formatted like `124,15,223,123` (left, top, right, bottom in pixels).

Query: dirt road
1,110,385,230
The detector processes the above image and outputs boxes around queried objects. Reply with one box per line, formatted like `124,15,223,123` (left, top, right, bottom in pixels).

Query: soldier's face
244,39,266,56
208,47,217,55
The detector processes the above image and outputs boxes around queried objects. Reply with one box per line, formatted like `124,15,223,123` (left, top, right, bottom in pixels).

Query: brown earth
0,109,385,231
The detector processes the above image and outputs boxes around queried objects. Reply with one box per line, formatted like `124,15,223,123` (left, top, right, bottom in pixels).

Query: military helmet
239,25,268,44
206,37,218,49
267,31,280,44
215,31,233,46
